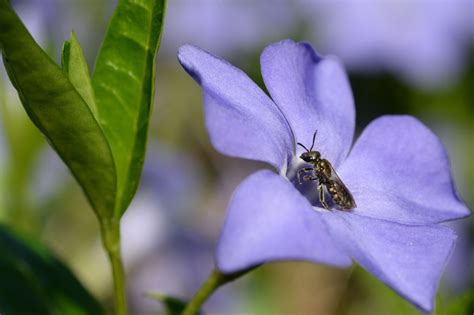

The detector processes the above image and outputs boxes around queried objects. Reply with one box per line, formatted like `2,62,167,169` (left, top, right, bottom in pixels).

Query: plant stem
101,219,128,315
182,267,256,315
108,248,127,315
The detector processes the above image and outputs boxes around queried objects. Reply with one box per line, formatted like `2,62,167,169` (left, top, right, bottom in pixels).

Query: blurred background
0,0,473,314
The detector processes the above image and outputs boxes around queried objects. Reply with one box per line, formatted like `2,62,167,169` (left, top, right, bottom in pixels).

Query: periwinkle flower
178,39,470,312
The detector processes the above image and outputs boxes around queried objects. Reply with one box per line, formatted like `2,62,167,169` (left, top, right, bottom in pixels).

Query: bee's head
296,130,321,163
300,151,320,163
297,130,320,163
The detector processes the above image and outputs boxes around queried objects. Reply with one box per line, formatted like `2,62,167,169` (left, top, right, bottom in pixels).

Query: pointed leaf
0,0,116,218
61,32,99,118
0,225,105,315
93,0,166,217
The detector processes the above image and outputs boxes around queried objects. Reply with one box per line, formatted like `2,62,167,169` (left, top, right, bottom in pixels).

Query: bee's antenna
297,142,309,152
309,130,318,151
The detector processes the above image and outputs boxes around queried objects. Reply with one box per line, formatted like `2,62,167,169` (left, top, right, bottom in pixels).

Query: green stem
182,267,256,315
101,219,128,315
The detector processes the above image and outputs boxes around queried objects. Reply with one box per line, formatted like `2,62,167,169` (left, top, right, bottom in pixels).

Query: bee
297,130,356,211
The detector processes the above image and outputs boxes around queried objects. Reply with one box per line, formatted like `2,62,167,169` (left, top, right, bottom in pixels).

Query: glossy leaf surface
93,0,166,217
0,225,104,315
0,0,116,219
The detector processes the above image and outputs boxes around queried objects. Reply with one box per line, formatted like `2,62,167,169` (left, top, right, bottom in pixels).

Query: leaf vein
116,32,148,52
128,0,149,12
118,0,158,212
97,82,134,118
104,60,141,85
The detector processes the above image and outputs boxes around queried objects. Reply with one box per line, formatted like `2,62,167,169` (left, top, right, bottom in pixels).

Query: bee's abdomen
327,181,354,210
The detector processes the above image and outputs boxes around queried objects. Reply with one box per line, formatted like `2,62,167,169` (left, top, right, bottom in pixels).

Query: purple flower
178,39,470,312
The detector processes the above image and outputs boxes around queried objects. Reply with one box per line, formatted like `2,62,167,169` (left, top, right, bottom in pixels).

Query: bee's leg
297,168,314,184
318,184,329,209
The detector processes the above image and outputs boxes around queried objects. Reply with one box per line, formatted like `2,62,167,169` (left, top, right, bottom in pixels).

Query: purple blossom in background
29,148,68,207
121,143,246,314
161,0,472,88
11,0,111,60
305,0,474,89
161,0,296,57
444,220,474,292
10,0,52,46
178,39,471,312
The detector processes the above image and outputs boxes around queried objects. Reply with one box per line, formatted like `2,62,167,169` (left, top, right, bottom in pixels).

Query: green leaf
0,0,117,219
146,292,197,315
61,32,99,118
93,0,166,217
0,224,105,315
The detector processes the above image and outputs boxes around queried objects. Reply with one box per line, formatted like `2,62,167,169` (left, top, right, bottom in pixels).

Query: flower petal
322,211,456,313
178,44,294,171
216,170,352,273
339,115,470,224
260,39,355,168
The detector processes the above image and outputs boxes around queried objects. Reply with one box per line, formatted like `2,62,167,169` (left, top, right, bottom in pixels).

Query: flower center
286,154,357,212
285,157,332,212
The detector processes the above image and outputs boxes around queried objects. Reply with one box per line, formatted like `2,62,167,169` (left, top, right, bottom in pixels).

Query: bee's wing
328,164,357,209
